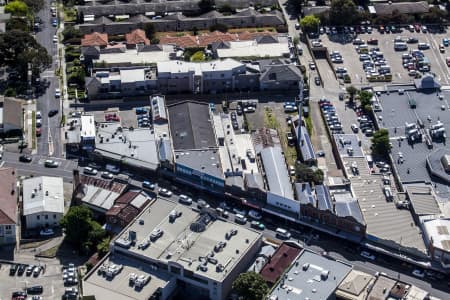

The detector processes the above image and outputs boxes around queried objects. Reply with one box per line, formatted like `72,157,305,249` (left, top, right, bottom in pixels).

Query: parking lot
320,26,450,85
0,261,67,300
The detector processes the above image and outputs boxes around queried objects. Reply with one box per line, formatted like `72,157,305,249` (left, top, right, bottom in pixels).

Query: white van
235,214,247,224
275,228,291,239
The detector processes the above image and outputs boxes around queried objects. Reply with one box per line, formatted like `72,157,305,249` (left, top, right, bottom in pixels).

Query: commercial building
84,197,262,300
0,97,24,135
335,269,376,300
0,168,18,245
423,218,450,268
80,115,96,151
259,242,302,285
22,176,64,229
267,248,352,300
213,35,290,59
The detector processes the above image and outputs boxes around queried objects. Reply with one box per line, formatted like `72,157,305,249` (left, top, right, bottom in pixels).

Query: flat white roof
23,176,64,215
424,218,450,251
157,58,243,75
81,115,96,138
120,69,145,84
95,45,174,65
217,40,289,58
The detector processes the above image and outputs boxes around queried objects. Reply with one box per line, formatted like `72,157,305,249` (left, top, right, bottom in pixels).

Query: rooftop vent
321,270,329,280
302,263,309,271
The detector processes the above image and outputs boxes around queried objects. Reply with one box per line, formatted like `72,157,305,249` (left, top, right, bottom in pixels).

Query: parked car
44,160,59,168
101,172,113,179
27,285,43,294
142,181,156,190
178,194,193,205
40,228,54,236
26,265,34,276
251,221,265,230
83,167,97,176
9,264,18,276
48,109,58,117
55,88,61,98
248,210,262,220
17,264,26,276
19,155,32,163
158,188,172,197
412,269,425,278
360,250,376,260
314,76,321,85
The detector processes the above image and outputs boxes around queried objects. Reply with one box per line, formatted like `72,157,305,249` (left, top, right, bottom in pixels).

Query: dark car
48,109,59,117
19,155,32,163
27,285,43,294
9,264,18,276
314,76,321,85
12,291,27,298
17,264,26,276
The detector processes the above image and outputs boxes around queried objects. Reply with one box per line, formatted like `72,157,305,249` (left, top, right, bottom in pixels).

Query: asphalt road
35,0,62,157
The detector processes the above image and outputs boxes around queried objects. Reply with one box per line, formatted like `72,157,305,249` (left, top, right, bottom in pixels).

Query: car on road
351,124,359,133
39,228,54,236
83,167,98,176
55,88,61,98
52,35,58,43
27,285,43,294
248,210,262,220
295,23,300,30
314,76,321,85
444,38,449,46
142,181,156,190
36,119,42,128
101,171,113,179
251,221,265,230
48,109,58,117
44,160,59,168
309,62,316,70
275,228,291,239
412,269,425,278
316,150,325,157
178,194,193,205
360,250,376,260
36,111,42,119
19,155,32,163
233,208,247,216
440,44,445,53
158,188,172,197
51,18,58,27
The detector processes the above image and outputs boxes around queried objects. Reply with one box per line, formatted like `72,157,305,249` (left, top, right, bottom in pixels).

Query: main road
34,0,62,157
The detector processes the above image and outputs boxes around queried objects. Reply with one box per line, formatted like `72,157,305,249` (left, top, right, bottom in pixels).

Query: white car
40,228,54,236
412,269,425,278
83,167,98,176
248,210,262,220
233,208,247,216
101,171,113,179
55,88,61,98
360,251,376,261
36,111,42,119
53,35,58,43
178,194,193,205
158,188,172,197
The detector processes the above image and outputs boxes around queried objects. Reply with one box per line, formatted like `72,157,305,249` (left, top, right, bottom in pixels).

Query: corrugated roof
297,125,316,162
260,243,302,284
373,1,429,15
316,185,333,211
295,182,314,205
260,146,294,199
406,185,441,216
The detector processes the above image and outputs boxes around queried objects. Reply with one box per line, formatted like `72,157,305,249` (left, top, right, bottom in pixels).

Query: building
335,269,375,300
259,61,303,91
213,35,290,59
84,196,263,300
80,115,96,151
22,177,64,229
259,242,302,285
267,248,352,300
105,190,152,232
0,97,24,135
296,125,316,165
125,29,150,48
423,218,450,268
369,1,429,16
0,6,11,33
0,168,18,245
81,32,109,47
366,274,397,300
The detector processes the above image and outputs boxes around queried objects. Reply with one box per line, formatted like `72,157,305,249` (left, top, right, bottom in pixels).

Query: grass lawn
31,111,36,149
64,7,77,22
37,244,60,258
305,114,313,136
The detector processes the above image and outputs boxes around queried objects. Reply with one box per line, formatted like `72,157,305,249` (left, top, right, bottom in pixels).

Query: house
259,242,302,285
81,32,109,47
0,97,24,136
370,1,429,16
22,176,64,229
0,168,18,245
259,60,303,91
125,29,150,48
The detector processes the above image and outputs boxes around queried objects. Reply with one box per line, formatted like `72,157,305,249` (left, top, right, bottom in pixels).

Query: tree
143,22,156,40
295,162,324,185
232,272,269,300
4,1,29,16
191,51,205,61
346,85,358,105
22,0,44,13
329,0,358,26
97,237,111,258
300,15,320,33
371,129,391,159
198,0,215,14
359,90,372,107
62,26,82,41
6,18,29,32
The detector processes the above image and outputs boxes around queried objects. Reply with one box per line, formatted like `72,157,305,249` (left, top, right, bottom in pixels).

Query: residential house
0,97,24,136
0,168,18,245
125,29,150,49
22,176,64,229
259,60,303,91
81,32,109,47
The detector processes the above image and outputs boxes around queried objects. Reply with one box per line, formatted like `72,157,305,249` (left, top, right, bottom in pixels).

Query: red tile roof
237,31,273,41
79,175,127,194
81,32,109,47
197,31,237,47
260,243,302,284
159,34,199,48
115,191,140,205
106,191,150,226
0,168,17,225
125,29,150,46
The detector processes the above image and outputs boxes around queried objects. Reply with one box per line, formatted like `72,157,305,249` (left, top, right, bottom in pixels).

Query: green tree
62,26,82,41
371,129,391,159
346,85,358,105
6,18,29,32
198,0,215,14
300,15,320,33
5,1,29,16
329,0,358,26
143,22,156,40
22,0,44,13
295,162,324,184
359,90,373,107
232,272,269,300
97,237,111,258
191,51,205,61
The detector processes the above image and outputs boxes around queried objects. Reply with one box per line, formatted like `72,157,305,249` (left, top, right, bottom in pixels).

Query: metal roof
260,146,294,199
295,182,315,205
316,185,333,211
333,193,365,225
297,126,316,162
23,177,64,216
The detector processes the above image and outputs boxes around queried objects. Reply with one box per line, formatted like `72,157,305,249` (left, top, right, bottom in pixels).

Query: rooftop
334,134,364,158
95,123,159,170
260,146,294,200
82,32,108,47
120,69,146,84
297,125,316,162
268,249,352,300
333,192,365,225
335,269,375,300
406,184,441,216
0,167,17,224
372,1,429,15
216,38,289,59
157,58,244,75
22,176,64,216
259,242,302,284
113,197,262,282
367,275,397,300
81,115,96,138
77,175,127,212
423,218,450,251
125,29,150,45
94,45,175,65
168,101,217,150
83,254,173,300
174,149,224,180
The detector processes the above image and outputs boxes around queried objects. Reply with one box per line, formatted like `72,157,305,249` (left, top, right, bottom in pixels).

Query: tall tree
346,85,358,105
300,15,320,33
329,0,358,26
371,129,391,159
232,272,269,300
4,1,29,16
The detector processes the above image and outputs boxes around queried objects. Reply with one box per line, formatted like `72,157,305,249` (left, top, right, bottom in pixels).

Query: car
295,23,300,30
309,62,316,70
40,228,54,236
36,127,42,137
233,208,247,216
17,264,26,276
33,266,41,277
158,188,172,197
440,44,445,53
55,88,61,98
367,38,378,45
406,37,418,44
9,264,18,275
360,251,376,260
412,269,425,278
150,228,163,240
31,296,43,300
351,124,359,133
48,109,58,117
418,43,430,50
441,105,446,110
83,167,98,175
27,285,43,294
12,291,27,298
421,25,427,33
51,18,58,27
36,111,42,119
248,210,262,220
286,132,295,146
44,159,59,168
52,35,58,43
179,194,193,205
316,150,325,157
250,221,265,230
101,171,113,179
19,155,32,163
26,265,34,276
142,180,156,190
443,38,449,46
314,76,321,85
36,119,42,128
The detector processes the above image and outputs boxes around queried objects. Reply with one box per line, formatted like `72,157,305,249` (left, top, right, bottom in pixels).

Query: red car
36,127,41,137
367,38,378,45
105,114,120,122
446,57,450,67
414,24,421,32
